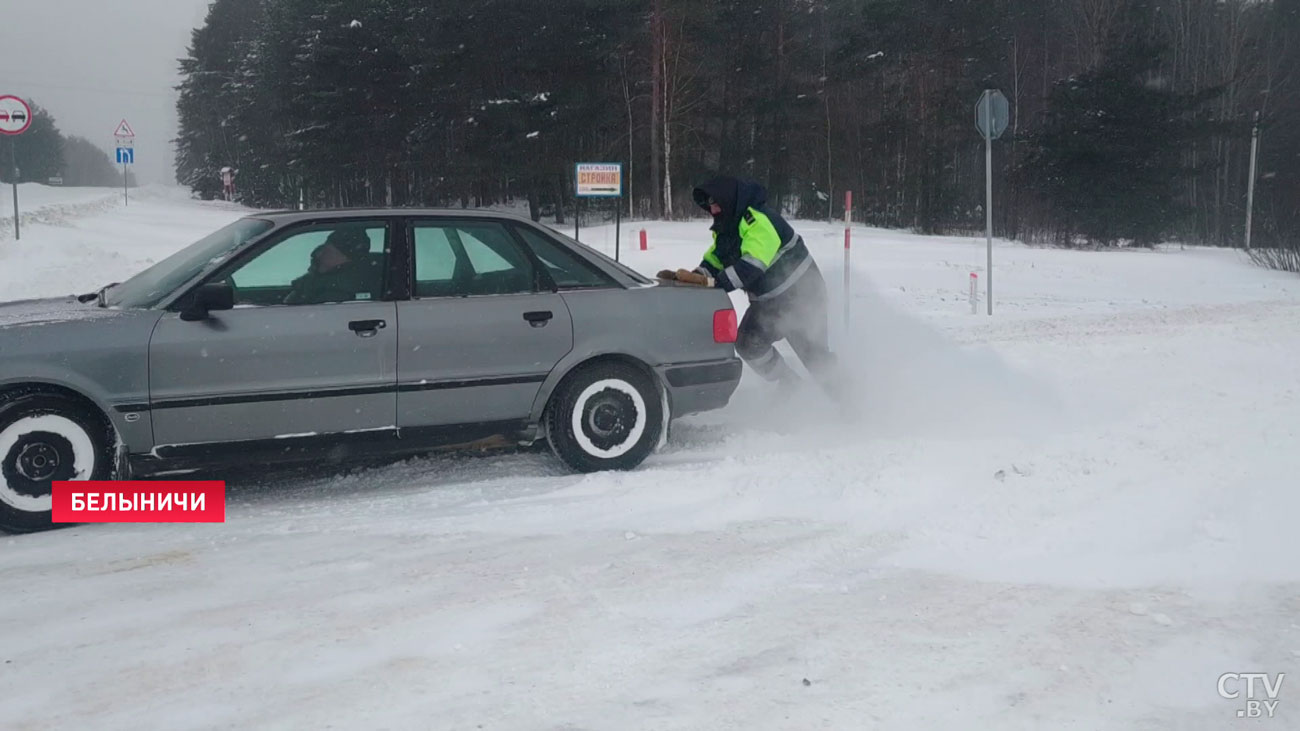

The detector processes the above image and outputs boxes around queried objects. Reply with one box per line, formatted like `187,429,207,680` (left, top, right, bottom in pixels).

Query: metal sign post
985,123,992,314
8,137,16,241
116,145,134,206
1245,111,1261,250
975,89,1009,316
575,162,624,258
114,119,136,207
0,95,34,241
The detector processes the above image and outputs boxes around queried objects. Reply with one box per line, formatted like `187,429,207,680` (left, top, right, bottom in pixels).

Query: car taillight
713,309,738,344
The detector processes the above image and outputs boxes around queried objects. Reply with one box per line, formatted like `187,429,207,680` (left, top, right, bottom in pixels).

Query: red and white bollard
843,191,852,328
970,272,979,314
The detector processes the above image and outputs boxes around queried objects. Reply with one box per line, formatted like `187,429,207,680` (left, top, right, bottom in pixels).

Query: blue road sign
116,148,134,165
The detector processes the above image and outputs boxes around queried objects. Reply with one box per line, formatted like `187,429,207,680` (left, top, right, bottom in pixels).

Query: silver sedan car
0,210,742,532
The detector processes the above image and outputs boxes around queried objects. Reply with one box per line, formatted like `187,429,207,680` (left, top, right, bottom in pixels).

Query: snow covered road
2,188,1298,729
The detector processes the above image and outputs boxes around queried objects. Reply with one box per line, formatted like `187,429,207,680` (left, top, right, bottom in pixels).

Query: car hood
0,297,131,330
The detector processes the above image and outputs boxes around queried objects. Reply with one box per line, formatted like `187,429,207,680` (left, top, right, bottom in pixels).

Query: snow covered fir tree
174,0,1300,251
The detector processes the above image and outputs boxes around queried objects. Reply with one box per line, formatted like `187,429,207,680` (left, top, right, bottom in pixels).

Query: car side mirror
180,282,235,322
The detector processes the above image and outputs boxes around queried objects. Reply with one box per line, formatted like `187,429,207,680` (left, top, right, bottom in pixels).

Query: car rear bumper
658,358,743,417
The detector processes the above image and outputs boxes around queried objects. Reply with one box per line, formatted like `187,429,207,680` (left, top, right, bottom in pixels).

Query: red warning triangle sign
113,119,135,138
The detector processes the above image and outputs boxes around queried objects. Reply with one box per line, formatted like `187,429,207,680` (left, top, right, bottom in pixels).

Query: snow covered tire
0,390,113,533
546,361,664,473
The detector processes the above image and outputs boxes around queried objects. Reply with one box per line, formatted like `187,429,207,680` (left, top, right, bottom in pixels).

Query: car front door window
226,223,388,306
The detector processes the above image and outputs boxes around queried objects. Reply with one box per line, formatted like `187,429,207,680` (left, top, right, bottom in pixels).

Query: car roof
249,208,537,225
239,206,654,288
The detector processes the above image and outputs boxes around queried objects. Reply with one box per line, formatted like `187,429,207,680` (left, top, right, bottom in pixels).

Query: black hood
693,176,769,230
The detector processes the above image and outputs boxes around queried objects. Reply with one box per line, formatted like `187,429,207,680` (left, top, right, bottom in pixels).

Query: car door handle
348,319,387,337
523,311,553,327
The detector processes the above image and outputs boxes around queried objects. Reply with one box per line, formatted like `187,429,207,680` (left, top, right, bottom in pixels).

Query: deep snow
1,186,1298,730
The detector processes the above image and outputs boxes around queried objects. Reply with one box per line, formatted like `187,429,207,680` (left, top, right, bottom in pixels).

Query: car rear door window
512,225,617,289
413,227,458,284
412,222,535,297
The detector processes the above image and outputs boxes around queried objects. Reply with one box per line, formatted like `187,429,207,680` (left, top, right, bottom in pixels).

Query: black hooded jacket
691,176,812,300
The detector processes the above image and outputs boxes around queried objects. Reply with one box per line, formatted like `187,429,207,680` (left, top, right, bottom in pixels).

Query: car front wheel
0,391,113,533
546,361,664,473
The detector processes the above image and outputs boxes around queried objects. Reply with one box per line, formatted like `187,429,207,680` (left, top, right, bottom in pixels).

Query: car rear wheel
0,391,113,533
546,361,664,473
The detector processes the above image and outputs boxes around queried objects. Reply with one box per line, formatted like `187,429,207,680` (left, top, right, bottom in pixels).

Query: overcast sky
1,0,213,184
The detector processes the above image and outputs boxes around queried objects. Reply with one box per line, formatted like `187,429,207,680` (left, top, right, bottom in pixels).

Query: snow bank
0,186,246,301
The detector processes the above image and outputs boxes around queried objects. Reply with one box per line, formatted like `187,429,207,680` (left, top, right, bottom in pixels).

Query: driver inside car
284,227,379,305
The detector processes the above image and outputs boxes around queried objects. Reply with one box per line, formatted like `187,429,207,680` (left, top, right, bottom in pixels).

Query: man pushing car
659,175,839,395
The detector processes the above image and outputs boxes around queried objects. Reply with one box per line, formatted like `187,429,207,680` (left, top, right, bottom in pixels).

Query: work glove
675,269,714,287
656,269,678,280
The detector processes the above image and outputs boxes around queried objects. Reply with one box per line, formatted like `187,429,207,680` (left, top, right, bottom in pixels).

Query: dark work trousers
735,259,837,387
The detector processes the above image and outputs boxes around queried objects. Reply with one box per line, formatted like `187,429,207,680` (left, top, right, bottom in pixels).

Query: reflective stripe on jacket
698,206,812,300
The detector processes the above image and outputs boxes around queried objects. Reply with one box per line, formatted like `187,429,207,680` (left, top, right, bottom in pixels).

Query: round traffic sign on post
3,94,31,241
0,96,33,136
974,88,1011,317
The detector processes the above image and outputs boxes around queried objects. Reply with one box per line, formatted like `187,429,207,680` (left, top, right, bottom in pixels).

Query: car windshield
104,218,274,309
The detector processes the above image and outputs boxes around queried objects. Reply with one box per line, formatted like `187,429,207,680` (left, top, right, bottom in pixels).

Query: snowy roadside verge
0,187,248,301
0,184,125,240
